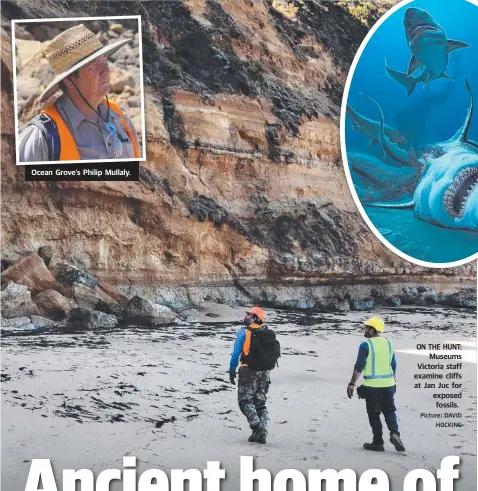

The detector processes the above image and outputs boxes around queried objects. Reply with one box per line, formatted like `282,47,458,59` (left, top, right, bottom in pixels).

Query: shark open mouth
409,24,439,42
443,167,478,218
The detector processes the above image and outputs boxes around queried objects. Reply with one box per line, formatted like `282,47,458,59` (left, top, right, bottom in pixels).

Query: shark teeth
443,167,478,219
410,24,438,42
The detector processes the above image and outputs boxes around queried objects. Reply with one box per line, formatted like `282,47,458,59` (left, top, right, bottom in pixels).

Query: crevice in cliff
179,152,211,192
139,167,174,197
162,94,188,150
223,263,254,301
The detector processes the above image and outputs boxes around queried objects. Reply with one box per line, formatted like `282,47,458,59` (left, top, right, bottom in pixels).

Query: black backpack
245,326,281,370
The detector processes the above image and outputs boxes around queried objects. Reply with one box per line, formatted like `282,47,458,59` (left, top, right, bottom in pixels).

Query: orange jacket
41,98,140,160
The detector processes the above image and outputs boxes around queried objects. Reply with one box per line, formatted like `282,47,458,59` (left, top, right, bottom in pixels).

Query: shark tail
385,64,416,96
367,200,415,210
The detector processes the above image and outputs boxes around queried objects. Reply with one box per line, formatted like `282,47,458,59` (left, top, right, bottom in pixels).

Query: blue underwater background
345,0,478,263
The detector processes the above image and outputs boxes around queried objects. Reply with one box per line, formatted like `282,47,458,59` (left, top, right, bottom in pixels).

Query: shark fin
385,64,417,96
447,39,470,53
346,104,359,117
439,73,453,81
407,55,422,76
368,139,378,147
453,79,474,143
360,92,411,166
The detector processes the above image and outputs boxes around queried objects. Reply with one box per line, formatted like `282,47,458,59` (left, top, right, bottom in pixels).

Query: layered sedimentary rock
1,1,475,310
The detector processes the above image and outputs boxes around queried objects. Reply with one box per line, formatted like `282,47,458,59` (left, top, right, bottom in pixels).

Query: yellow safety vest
362,337,395,388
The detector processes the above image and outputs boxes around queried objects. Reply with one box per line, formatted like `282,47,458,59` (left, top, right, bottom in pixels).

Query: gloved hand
229,369,236,385
347,383,355,399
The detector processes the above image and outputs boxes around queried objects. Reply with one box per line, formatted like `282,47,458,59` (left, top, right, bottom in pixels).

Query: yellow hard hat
364,316,385,333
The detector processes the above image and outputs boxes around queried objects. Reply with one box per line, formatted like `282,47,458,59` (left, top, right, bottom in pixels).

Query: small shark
346,104,407,146
386,8,469,95
348,151,419,202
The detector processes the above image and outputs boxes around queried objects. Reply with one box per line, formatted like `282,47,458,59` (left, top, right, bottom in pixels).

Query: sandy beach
1,304,476,490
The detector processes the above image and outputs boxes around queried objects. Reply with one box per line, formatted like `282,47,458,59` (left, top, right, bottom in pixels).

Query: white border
340,0,478,268
11,15,146,165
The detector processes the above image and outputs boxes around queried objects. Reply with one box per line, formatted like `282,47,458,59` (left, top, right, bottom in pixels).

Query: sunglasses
104,121,130,158
85,56,109,73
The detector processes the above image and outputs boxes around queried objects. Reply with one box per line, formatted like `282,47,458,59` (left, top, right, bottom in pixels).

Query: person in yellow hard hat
228,306,280,444
347,316,405,452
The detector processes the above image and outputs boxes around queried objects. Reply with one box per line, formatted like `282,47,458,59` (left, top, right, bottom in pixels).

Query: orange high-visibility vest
41,97,140,160
240,324,261,367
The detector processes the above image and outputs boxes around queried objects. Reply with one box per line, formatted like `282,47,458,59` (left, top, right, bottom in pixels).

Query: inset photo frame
340,0,478,267
12,15,146,165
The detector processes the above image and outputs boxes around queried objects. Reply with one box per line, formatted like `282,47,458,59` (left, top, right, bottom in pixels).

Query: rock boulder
66,308,118,330
110,69,136,93
16,75,42,100
98,281,129,308
0,282,40,319
109,23,124,34
1,252,56,294
72,282,123,317
124,296,176,326
50,262,98,289
33,289,75,320
31,315,56,328
1,316,35,330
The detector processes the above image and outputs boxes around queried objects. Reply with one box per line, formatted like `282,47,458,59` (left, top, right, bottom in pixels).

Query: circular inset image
341,0,478,266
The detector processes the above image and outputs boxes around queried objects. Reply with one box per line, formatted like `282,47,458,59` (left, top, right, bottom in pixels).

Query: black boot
248,423,263,443
390,432,405,451
248,430,261,442
256,431,267,444
363,442,385,452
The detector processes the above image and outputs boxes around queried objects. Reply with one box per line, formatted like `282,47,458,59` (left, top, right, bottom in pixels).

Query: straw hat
39,24,131,103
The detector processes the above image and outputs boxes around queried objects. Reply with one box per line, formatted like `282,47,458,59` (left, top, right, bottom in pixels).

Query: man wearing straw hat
18,24,140,162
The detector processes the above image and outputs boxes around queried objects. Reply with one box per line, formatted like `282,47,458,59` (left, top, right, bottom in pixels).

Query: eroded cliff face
1,1,475,309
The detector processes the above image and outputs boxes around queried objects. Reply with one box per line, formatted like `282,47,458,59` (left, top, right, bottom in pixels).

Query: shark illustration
361,81,478,231
386,8,469,95
386,63,429,97
348,152,419,202
346,104,407,146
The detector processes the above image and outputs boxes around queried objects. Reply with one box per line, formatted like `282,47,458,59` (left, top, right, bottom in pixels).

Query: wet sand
1,304,476,490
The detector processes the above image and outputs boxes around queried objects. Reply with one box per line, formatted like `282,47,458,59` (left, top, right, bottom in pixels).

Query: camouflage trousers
237,367,271,433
